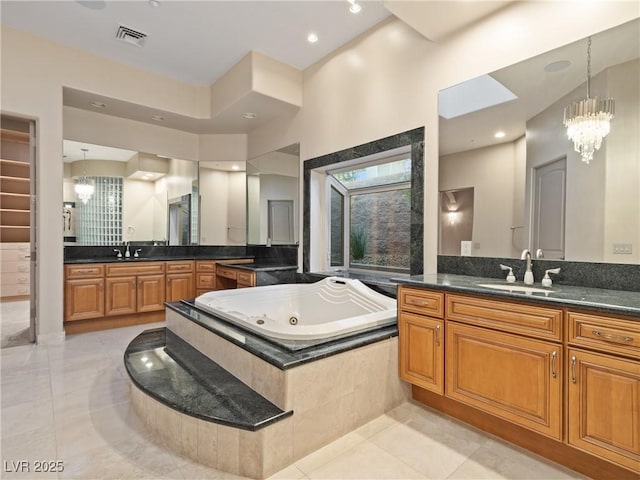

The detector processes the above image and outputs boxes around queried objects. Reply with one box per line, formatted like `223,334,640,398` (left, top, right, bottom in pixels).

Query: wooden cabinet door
166,272,194,301
568,349,640,473
399,311,444,394
137,274,166,312
64,278,104,321
446,322,562,439
105,276,136,317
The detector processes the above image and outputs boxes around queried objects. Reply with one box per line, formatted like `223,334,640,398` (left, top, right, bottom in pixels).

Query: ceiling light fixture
232,165,239,171
494,131,506,139
563,36,614,164
242,112,257,119
74,148,95,204
148,0,160,7
348,0,362,14
90,101,107,108
307,32,319,44
151,115,165,121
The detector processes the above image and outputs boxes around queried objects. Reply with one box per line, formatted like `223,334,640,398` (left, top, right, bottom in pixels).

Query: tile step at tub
124,327,292,431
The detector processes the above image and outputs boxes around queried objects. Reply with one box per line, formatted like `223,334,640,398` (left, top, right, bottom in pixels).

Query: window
76,177,123,245
327,155,411,273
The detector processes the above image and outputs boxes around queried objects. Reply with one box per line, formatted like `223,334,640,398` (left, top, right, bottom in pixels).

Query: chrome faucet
124,242,131,258
521,249,534,285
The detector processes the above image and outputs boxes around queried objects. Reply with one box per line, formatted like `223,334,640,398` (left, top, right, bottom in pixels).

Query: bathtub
194,277,397,340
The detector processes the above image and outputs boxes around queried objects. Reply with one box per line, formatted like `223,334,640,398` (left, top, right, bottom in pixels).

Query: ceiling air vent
115,25,147,47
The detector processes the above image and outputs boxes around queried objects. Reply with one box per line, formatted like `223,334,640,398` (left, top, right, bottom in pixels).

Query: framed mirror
246,143,300,245
438,19,639,264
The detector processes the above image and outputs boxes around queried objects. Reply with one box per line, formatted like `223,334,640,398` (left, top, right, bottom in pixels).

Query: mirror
168,194,191,245
246,143,300,245
63,140,198,246
438,19,639,263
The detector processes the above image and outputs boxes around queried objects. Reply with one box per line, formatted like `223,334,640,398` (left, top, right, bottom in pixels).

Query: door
446,322,562,439
267,200,294,244
137,274,165,312
105,276,136,316
166,273,194,302
399,312,444,394
568,349,640,472
532,157,566,259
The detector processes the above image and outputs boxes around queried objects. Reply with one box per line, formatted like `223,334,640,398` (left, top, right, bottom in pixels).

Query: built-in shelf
1,128,31,245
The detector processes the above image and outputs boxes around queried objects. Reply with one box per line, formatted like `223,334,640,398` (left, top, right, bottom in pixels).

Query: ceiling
1,0,516,136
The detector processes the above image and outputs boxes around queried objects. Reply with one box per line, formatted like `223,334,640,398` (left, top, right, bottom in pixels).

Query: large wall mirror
439,18,639,264
63,140,246,246
246,143,300,245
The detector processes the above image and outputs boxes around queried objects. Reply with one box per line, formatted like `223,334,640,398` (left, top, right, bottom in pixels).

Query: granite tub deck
149,300,409,478
125,328,294,479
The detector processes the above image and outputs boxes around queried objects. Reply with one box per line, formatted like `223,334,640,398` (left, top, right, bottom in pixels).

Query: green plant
350,227,367,260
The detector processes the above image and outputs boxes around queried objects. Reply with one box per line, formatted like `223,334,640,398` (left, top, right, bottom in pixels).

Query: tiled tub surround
158,303,410,476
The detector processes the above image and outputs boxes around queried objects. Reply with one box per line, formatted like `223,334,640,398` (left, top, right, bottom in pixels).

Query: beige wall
1,2,637,342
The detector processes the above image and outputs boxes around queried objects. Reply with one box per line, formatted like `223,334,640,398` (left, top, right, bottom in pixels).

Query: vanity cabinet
166,261,194,301
215,260,255,289
196,260,216,296
398,287,444,394
399,284,639,477
64,264,105,322
105,262,166,316
567,311,640,472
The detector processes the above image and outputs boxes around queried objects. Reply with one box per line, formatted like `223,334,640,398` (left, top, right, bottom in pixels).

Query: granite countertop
65,255,255,264
228,263,297,272
166,300,398,370
394,273,640,319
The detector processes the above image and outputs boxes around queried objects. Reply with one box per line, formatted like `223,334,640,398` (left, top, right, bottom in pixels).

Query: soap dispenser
500,264,516,283
541,267,561,287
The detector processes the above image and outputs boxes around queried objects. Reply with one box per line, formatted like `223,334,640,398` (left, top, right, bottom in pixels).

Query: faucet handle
134,249,142,258
113,248,123,258
499,264,516,283
541,267,561,287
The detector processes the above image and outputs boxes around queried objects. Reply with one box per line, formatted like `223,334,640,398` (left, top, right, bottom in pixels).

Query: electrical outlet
613,243,633,254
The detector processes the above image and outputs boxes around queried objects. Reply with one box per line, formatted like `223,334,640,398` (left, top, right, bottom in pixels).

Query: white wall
1,3,637,342
123,179,155,242
258,174,298,243
199,168,247,245
440,141,523,258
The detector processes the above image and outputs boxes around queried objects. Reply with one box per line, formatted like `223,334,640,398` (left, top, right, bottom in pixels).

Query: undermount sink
477,283,552,294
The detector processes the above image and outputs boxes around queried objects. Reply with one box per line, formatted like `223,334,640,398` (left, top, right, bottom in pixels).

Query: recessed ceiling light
151,115,164,121
148,0,160,7
91,101,107,108
242,112,257,119
544,60,571,73
348,1,362,14
307,32,319,44
231,165,239,171
494,131,506,139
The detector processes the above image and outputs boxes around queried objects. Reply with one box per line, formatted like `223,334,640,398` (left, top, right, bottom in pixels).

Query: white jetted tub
194,277,397,340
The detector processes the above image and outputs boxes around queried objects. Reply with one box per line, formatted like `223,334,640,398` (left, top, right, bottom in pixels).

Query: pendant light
563,37,615,164
75,148,95,204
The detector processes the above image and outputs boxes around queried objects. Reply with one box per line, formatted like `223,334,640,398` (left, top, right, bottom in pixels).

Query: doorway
1,115,36,348
267,200,294,244
532,157,566,260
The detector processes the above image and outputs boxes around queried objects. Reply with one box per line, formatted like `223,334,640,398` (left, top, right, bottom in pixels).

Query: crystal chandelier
74,148,95,204
563,37,614,164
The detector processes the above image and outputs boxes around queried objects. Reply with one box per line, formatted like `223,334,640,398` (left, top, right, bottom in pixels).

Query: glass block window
76,177,123,245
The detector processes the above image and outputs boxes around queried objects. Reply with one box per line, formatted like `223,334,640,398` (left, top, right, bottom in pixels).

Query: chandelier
563,37,614,164
74,148,95,204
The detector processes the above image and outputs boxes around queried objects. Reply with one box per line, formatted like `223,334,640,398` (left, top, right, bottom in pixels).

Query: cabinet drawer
65,264,105,279
197,273,215,289
166,261,194,273
399,286,444,318
446,293,562,341
237,271,254,286
569,311,640,359
216,266,237,280
105,262,165,276
196,261,215,272
0,249,30,262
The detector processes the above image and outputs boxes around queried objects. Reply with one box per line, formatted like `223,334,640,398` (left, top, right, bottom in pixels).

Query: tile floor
1,300,31,349
0,322,588,480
